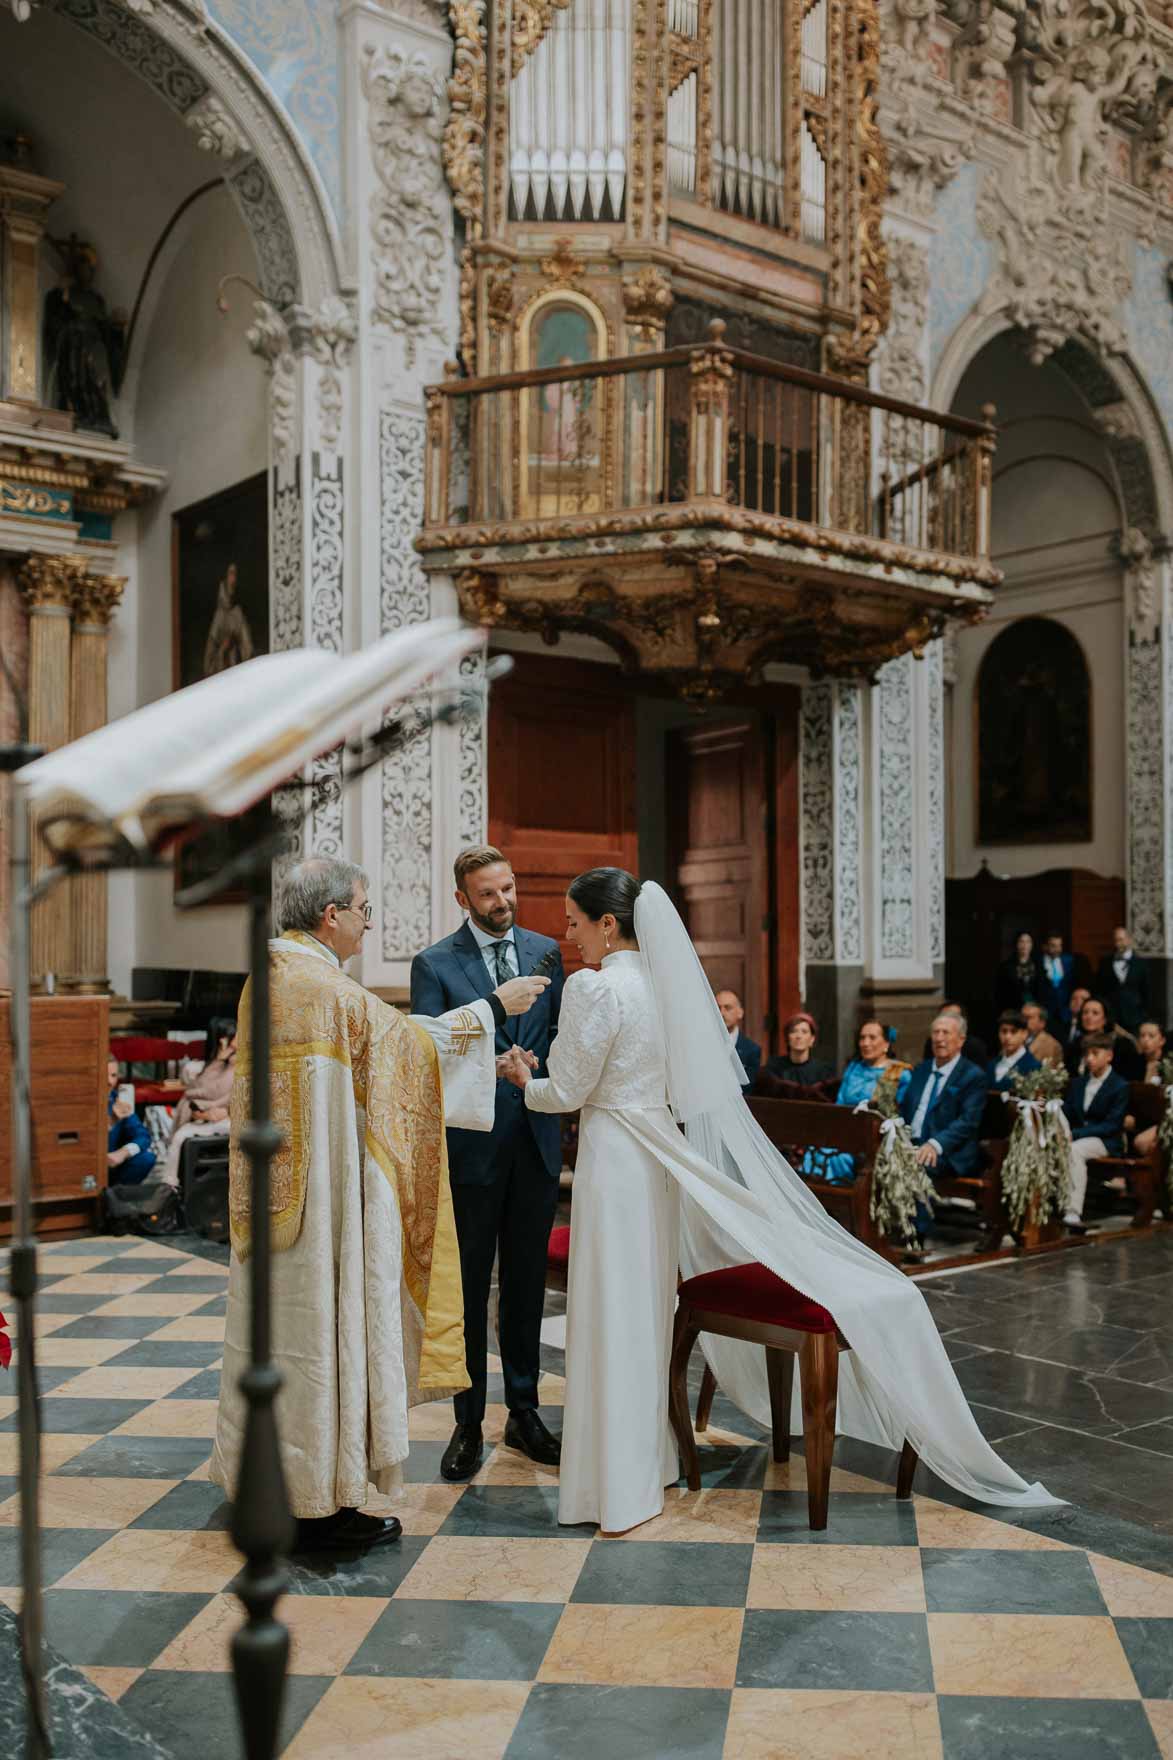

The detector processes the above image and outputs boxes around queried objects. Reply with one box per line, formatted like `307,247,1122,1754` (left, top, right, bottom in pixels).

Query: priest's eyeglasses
342,901,373,924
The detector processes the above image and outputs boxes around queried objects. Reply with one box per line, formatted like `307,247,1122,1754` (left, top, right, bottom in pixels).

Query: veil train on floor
624,881,1057,1510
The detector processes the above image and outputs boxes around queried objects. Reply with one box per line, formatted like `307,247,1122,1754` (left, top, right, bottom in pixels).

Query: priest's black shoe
441,1422,484,1481
293,1509,402,1553
504,1408,561,1465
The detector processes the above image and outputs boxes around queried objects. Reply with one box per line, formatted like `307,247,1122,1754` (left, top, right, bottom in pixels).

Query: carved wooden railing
422,320,996,566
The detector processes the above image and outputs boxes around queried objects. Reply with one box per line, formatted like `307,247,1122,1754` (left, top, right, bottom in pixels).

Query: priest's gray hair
280,858,369,932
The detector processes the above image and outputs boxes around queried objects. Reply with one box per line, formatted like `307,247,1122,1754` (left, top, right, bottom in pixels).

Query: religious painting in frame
518,292,610,517
976,615,1092,845
171,470,270,902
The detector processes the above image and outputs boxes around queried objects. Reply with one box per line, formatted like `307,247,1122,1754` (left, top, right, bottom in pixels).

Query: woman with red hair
763,1011,837,1090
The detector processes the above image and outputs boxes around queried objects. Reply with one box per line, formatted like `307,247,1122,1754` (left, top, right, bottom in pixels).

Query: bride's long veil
633,880,1056,1508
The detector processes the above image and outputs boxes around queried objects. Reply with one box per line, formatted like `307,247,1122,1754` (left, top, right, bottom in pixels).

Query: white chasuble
210,931,495,1517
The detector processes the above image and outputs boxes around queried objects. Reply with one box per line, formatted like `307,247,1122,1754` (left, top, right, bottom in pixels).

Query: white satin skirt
559,1104,681,1532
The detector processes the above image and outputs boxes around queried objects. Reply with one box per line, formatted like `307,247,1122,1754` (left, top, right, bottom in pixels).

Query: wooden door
667,697,800,1056
488,652,638,969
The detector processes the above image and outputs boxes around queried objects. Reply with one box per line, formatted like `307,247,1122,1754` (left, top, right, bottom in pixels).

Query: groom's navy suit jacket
410,922,564,1185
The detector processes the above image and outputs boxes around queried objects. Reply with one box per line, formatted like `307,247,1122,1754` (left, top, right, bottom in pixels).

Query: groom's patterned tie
492,940,513,984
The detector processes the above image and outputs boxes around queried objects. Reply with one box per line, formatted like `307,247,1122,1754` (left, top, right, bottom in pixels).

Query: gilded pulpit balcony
423,0,1001,699
417,326,999,699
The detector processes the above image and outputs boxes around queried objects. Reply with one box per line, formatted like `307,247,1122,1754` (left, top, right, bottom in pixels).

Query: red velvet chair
669,1261,919,1530
109,1036,207,1107
546,1223,571,1294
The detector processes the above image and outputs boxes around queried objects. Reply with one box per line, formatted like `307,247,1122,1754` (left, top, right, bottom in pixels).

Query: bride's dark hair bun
567,868,642,939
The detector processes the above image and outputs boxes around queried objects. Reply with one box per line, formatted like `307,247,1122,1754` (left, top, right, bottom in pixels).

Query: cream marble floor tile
91,1293,213,1319
748,1543,926,1613
539,1602,743,1689
608,1488,763,1544
37,1256,114,1279
51,1366,199,1401
1147,1701,1173,1760
57,1527,242,1594
0,1475,176,1530
485,1352,503,1372
927,1612,1139,1699
185,1457,214,1482
361,1483,465,1536
147,1317,226,1342
393,1535,591,1603
1089,1553,1173,1618
282,1677,529,1760
0,1398,15,1421
471,1449,561,1488
31,1338,135,1369
166,1261,228,1278
42,1273,158,1297
537,1372,565,1403
114,1399,219,1438
407,1401,508,1443
724,1690,942,1760
0,1588,22,1612
762,1459,890,1495
79,1665,144,1702
0,1433,99,1474
151,1589,386,1675
912,1501,1070,1552
117,1243,192,1260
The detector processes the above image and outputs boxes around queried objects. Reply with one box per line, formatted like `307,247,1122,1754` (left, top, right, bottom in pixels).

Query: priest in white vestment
210,856,550,1551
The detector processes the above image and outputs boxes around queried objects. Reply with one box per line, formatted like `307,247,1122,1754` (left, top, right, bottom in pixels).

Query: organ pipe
711,0,786,227
509,0,629,222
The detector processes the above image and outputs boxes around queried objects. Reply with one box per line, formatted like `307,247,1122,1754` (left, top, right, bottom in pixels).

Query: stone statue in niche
977,616,1092,845
42,234,126,437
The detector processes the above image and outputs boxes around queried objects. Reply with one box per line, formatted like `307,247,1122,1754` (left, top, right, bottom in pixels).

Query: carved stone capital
184,93,249,161
622,265,675,333
19,553,86,612
1118,526,1160,637
540,237,586,287
245,298,293,370
72,573,126,629
289,294,358,370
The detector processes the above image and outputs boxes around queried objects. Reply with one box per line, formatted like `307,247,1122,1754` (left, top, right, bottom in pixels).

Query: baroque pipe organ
424,0,1000,698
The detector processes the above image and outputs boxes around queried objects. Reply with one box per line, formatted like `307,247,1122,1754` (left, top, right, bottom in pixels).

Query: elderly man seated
1062,1030,1130,1234
899,1012,987,1255
107,1057,157,1185
987,1010,1042,1091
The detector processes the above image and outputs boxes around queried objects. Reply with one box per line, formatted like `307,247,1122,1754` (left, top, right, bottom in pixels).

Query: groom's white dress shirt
469,918,518,981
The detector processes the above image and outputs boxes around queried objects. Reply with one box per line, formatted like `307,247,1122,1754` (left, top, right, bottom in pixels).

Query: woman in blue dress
810,1018,911,1185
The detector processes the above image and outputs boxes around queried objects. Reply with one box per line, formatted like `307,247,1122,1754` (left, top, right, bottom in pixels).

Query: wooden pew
1088,1081,1163,1228
746,1096,897,1262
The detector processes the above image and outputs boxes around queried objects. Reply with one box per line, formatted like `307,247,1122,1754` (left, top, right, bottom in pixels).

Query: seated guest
1130,1020,1167,1160
810,1017,910,1185
922,1004,988,1070
715,988,761,1085
158,1018,237,1190
763,1011,836,1089
1039,933,1077,1032
900,1013,987,1250
1062,1031,1130,1232
995,931,1039,1014
107,1057,157,1185
1065,996,1141,1081
1063,986,1091,1058
1021,1001,1063,1068
988,1010,1041,1091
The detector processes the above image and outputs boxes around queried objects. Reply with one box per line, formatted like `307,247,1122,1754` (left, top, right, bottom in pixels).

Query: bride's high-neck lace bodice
524,949,670,1114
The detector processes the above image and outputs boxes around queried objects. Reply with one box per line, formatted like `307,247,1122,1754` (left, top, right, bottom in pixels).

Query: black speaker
181,1137,230,1242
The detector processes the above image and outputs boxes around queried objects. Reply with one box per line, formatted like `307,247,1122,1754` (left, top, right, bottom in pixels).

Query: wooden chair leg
800,1332,839,1531
765,1347,794,1464
668,1307,702,1493
896,1438,918,1500
696,1361,717,1432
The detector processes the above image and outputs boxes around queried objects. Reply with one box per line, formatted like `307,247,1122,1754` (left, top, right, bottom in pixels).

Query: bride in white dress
502,868,1057,1534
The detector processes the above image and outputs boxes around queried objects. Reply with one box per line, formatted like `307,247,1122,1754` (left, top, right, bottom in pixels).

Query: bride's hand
498,1047,533,1088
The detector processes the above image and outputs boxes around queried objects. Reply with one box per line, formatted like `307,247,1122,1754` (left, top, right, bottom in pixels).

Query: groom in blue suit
411,845,564,1480
899,1011,988,1251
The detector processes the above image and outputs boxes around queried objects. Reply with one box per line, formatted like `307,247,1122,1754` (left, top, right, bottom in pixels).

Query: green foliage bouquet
863,1076,935,1240
1156,1055,1173,1204
1001,1062,1070,1231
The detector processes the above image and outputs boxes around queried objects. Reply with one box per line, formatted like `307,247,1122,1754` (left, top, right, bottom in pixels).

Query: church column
17,551,85,991
1122,538,1173,1019
800,679,864,1067
65,571,123,992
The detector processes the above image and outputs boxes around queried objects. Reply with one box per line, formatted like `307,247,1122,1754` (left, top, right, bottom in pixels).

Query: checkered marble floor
2,1236,1173,1760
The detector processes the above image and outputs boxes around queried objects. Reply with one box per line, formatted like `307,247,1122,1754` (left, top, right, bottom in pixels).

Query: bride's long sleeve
524,968,619,1114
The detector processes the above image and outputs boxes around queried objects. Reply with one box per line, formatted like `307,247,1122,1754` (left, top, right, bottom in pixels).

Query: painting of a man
203,563,256,676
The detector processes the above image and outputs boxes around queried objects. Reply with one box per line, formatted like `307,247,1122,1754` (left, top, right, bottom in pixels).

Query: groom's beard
470,903,515,937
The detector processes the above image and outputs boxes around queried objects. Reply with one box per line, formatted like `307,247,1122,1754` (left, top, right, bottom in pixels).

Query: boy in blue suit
987,1010,1041,1092
411,846,565,1480
899,1013,988,1251
1062,1031,1130,1232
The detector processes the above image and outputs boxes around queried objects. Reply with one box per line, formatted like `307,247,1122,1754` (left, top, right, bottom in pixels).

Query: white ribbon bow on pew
1003,1092,1070,1150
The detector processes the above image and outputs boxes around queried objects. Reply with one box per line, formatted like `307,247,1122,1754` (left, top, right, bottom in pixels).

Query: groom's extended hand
494,975,551,1017
498,1046,533,1088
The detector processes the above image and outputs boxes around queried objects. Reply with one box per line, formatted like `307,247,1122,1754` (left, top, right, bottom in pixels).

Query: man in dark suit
716,988,761,1086
411,845,565,1480
920,1004,987,1071
1096,927,1151,1034
1039,933,1077,1033
1062,1030,1130,1233
987,1010,1041,1092
900,1012,988,1253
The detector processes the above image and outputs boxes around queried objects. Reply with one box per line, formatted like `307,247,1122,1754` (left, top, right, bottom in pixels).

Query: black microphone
529,947,559,979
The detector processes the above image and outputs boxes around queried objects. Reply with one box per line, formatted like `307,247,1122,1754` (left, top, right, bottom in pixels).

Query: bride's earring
604,923,612,953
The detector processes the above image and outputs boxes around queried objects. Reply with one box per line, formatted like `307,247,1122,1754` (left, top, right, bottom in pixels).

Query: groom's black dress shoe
505,1409,561,1465
441,1422,484,1481
293,1509,402,1553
